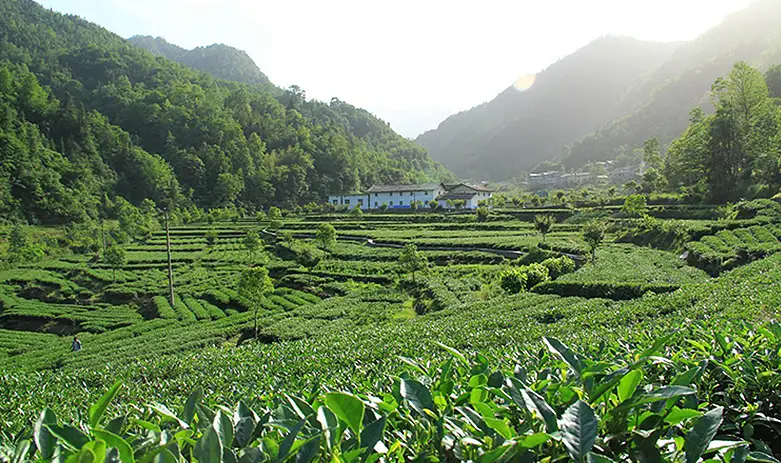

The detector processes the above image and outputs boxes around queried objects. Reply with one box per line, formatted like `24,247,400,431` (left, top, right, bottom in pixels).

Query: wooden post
165,209,175,307
100,216,106,260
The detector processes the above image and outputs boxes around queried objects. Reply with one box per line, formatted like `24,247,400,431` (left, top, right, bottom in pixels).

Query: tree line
0,0,451,225
646,62,781,203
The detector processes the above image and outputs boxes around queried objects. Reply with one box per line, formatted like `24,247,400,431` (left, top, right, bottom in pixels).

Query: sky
37,0,752,138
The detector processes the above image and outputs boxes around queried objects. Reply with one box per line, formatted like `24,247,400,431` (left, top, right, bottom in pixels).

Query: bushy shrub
499,268,527,294
500,262,552,293
205,229,218,246
622,194,648,217
734,199,781,219
524,263,550,288
541,256,575,279
519,245,557,265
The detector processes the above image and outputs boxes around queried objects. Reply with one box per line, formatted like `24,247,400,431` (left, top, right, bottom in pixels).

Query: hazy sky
38,0,751,137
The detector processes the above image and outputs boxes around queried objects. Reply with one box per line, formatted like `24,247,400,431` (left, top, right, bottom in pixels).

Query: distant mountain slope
416,37,678,180
564,0,781,168
129,36,273,87
418,0,781,180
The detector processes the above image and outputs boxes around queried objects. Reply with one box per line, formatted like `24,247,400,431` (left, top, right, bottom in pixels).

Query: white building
436,183,494,210
328,183,494,210
366,183,447,209
326,192,369,209
328,183,446,210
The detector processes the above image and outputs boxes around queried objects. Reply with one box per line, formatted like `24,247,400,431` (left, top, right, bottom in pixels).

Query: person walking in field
71,336,81,352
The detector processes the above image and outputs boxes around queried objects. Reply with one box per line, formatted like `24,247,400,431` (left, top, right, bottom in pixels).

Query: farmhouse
436,183,494,209
328,182,493,210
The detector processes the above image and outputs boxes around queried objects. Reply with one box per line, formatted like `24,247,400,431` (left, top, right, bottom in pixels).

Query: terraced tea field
2,206,781,460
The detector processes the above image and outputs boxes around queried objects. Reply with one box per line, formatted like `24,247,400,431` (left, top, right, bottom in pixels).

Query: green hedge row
532,281,679,300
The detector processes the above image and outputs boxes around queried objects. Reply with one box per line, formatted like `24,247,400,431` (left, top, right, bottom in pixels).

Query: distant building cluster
328,183,494,210
527,161,646,191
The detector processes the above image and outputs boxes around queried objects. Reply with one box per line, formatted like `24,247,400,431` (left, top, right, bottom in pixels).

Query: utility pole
100,216,106,260
165,208,175,307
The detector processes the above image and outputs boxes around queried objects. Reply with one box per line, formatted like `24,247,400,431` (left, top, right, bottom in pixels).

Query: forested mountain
128,36,273,88
416,37,678,180
418,0,781,180
0,0,451,223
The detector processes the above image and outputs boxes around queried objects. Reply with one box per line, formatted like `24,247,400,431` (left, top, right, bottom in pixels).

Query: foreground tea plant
2,322,780,462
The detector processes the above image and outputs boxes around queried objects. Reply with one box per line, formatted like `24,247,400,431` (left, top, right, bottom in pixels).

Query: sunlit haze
37,0,751,137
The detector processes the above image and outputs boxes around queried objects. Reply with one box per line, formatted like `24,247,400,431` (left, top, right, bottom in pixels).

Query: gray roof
461,183,494,192
366,183,443,193
437,192,478,201
328,192,366,197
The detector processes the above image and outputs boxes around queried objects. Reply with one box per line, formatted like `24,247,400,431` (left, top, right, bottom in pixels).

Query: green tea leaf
151,403,188,429
544,337,583,378
665,407,703,425
295,437,321,463
183,387,203,424
92,429,134,463
433,341,467,364
10,440,31,463
215,411,234,452
616,386,696,412
638,332,673,359
276,419,304,462
560,400,598,463
82,439,107,463
729,445,750,463
684,406,724,463
360,416,386,459
194,422,223,463
520,433,551,448
480,443,516,463
747,451,781,463
521,387,559,433
89,381,122,429
617,370,642,402
317,405,339,451
34,408,57,460
45,423,90,450
484,417,514,440
233,416,256,448
324,392,365,435
400,379,436,419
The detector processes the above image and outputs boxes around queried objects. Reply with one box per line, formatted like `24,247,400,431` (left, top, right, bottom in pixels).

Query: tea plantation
2,204,781,462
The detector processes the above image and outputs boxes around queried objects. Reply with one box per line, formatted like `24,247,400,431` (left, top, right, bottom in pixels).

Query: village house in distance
328,183,494,210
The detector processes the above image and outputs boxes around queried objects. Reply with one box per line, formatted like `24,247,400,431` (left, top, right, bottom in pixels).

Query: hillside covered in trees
417,0,781,180
128,36,274,88
0,0,451,224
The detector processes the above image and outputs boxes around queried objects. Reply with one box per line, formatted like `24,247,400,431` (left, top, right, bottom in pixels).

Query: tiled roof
437,192,478,201
463,183,494,192
366,183,443,193
448,183,494,192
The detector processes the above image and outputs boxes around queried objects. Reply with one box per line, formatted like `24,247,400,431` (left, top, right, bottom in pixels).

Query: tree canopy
664,62,781,202
0,0,452,224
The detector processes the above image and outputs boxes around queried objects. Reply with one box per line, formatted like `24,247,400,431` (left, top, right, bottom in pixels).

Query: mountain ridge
416,36,678,180
418,0,781,180
128,35,273,87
